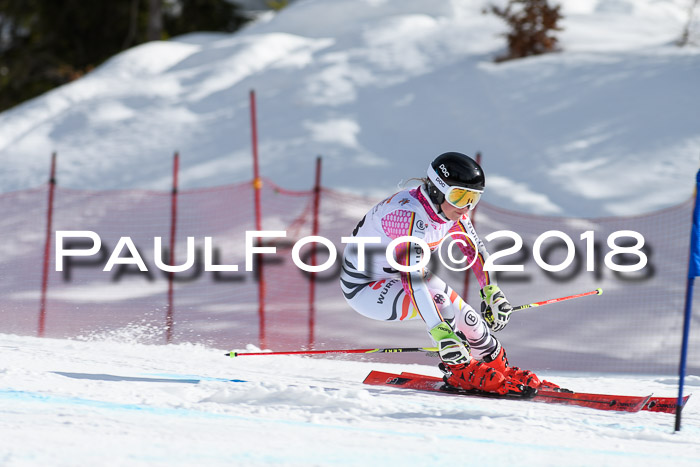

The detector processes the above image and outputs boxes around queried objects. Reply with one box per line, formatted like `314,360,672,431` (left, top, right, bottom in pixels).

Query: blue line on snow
51,371,246,384
143,372,246,382
1,388,697,463
0,389,233,419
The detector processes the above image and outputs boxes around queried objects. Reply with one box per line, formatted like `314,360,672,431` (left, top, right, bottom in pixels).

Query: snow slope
1,333,699,467
1,2,699,463
0,0,698,217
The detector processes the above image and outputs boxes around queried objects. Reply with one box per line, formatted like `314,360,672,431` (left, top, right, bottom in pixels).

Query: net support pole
462,151,482,303
308,156,322,348
250,89,266,349
166,152,179,343
38,152,57,337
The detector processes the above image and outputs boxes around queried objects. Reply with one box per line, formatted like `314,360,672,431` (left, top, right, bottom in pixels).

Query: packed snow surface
1,333,699,466
1,1,699,464
0,0,698,217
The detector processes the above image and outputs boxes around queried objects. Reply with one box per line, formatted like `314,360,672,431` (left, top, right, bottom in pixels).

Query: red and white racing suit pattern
340,185,498,359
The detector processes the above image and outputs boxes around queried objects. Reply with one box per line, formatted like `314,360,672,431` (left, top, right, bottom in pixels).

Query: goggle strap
427,164,483,197
427,164,450,196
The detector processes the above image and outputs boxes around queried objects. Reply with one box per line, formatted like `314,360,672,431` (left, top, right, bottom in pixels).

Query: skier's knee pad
453,302,498,360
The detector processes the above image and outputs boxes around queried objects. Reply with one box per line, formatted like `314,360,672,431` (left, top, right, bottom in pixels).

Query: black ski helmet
426,152,485,207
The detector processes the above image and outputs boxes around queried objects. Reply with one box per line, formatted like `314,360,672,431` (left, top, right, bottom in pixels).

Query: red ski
395,371,690,414
643,394,691,413
364,371,652,413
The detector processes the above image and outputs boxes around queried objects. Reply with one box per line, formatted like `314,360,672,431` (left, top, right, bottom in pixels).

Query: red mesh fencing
0,180,697,374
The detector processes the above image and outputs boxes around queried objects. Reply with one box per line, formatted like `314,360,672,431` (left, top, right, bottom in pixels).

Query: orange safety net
0,181,697,374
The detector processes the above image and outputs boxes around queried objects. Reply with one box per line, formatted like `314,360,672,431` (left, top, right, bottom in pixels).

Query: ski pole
226,346,438,357
227,289,602,358
512,287,603,311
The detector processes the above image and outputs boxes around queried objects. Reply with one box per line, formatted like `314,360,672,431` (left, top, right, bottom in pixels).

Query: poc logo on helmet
439,164,450,178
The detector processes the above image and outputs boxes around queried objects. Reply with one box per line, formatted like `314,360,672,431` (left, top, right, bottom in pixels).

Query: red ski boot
481,343,559,390
440,360,527,395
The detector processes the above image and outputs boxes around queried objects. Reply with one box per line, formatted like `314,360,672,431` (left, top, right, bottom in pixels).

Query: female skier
340,152,543,395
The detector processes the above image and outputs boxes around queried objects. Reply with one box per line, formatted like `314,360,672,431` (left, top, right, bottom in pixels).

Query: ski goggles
427,164,483,210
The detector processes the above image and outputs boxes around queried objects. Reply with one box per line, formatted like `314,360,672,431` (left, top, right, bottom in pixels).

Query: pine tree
0,0,250,112
163,0,249,36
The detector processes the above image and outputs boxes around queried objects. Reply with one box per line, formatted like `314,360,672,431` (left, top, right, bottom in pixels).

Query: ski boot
439,360,532,396
481,340,560,391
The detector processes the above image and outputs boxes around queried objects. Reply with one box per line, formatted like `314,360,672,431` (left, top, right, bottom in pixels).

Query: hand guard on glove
429,322,471,366
480,285,513,332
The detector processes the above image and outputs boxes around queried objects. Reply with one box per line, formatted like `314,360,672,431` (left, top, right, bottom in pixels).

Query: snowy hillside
1,333,699,466
0,0,698,217
1,3,700,463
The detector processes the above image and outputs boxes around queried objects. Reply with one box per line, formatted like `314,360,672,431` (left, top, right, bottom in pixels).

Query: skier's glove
429,322,470,365
480,285,513,332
